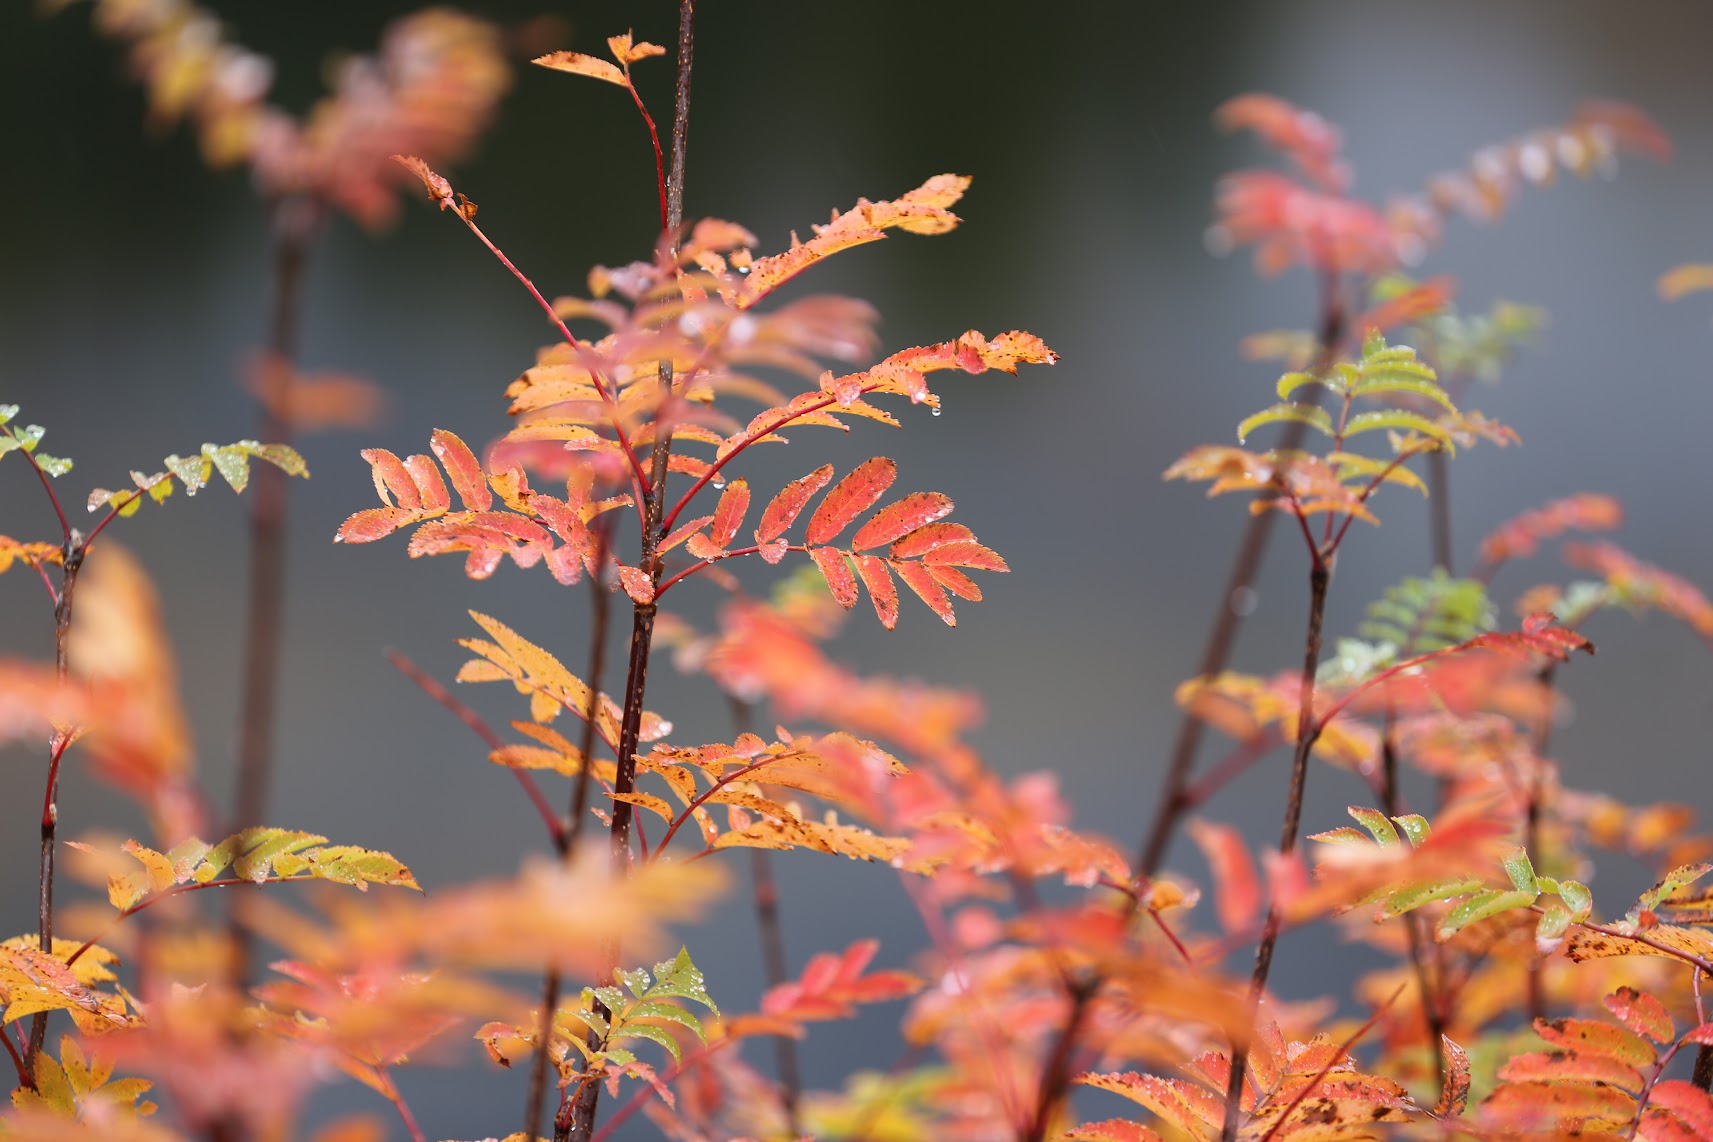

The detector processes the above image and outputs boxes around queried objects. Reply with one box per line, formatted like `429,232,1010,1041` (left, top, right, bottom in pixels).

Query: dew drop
710,475,725,489
930,406,942,417
1229,585,1259,617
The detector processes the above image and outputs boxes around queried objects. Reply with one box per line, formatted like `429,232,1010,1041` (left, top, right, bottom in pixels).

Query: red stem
622,77,668,235
657,752,791,853
2,1023,29,1087
447,208,651,511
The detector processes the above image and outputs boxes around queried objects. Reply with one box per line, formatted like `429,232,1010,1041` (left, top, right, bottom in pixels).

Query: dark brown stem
525,527,614,1142
1136,278,1346,878
1221,557,1331,1142
230,202,316,986
564,10,694,1140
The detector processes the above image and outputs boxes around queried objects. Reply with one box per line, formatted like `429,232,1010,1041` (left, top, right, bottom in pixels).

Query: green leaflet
87,440,309,516
107,827,419,911
1236,402,1333,443
582,947,720,1066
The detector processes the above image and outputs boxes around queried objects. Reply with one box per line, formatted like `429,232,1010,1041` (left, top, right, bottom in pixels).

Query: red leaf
757,464,834,543
852,492,954,550
335,506,422,544
1477,493,1622,567
854,555,899,630
889,522,975,559
927,564,982,601
1188,819,1261,935
919,539,1008,572
894,561,954,626
1649,1082,1713,1140
403,453,450,512
760,940,922,1022
807,457,897,546
361,448,421,509
809,547,858,609
1605,987,1675,1043
661,515,714,555
709,478,750,548
431,429,493,511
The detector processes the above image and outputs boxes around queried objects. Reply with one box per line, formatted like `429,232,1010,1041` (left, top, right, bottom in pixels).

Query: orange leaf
807,457,897,545
617,566,655,605
1659,264,1713,301
533,51,626,86
853,492,953,551
757,464,834,543
430,429,492,511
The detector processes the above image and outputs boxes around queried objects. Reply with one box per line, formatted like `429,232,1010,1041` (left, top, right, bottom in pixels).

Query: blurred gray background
5,1,1713,1136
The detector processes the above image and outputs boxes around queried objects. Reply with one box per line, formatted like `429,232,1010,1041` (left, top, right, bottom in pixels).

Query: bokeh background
5,0,1713,1136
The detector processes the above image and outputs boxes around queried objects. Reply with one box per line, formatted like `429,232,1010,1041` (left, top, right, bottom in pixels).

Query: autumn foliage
8,9,1713,1142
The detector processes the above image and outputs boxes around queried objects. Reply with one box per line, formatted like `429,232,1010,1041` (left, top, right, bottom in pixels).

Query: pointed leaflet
758,464,835,543
895,560,956,626
807,457,897,545
709,478,749,548
890,522,975,559
810,547,860,609
430,428,492,511
852,492,955,550
533,50,626,86
854,555,899,630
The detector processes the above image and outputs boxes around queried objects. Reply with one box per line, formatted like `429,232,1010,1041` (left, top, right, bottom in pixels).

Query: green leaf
1342,409,1452,443
1392,815,1431,848
1348,807,1400,847
1236,403,1332,444
1351,370,1455,413
1376,877,1484,921
649,947,719,1015
1276,371,1329,401
610,1020,685,1064
1437,888,1538,939
1633,863,1713,919
1503,848,1539,894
